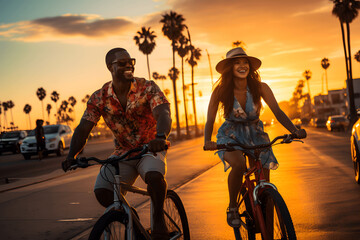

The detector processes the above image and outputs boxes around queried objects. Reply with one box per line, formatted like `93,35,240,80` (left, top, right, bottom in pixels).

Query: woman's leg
224,150,246,208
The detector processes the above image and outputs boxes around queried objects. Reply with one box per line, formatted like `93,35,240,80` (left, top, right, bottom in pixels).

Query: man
35,119,45,160
62,48,172,239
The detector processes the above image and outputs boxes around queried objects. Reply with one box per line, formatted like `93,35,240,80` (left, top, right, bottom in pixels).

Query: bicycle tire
88,209,145,240
259,188,296,240
164,190,190,240
236,191,256,240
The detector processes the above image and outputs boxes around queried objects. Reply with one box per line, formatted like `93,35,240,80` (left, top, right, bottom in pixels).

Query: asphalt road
0,125,358,240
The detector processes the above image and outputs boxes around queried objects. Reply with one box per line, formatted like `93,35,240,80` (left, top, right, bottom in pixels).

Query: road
0,126,358,240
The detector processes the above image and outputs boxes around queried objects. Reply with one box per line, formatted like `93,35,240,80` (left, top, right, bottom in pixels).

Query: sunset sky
1,0,360,130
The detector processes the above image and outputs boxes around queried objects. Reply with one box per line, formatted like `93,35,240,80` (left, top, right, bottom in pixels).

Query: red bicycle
207,134,302,240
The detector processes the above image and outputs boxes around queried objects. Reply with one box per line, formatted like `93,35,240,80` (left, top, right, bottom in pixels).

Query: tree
68,96,77,125
57,100,73,125
23,104,32,129
51,91,60,120
7,100,15,129
289,80,305,119
46,104,52,124
303,70,312,101
176,34,191,137
36,87,46,120
355,50,360,62
134,27,157,80
321,58,330,93
232,40,246,50
160,11,186,139
331,0,360,126
2,102,8,131
82,94,90,109
186,43,202,136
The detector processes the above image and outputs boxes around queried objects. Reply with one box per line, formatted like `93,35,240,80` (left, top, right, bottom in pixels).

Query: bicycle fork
251,181,277,240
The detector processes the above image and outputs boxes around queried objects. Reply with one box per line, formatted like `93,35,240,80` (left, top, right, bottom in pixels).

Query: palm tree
134,27,157,80
36,87,46,120
68,96,77,125
51,91,60,119
321,58,330,93
303,70,312,100
81,94,90,109
176,34,191,136
2,102,8,131
0,102,2,131
331,0,360,125
23,104,32,129
46,104,52,124
355,50,360,62
206,49,214,85
160,11,186,139
7,100,15,129
186,44,202,136
232,40,246,50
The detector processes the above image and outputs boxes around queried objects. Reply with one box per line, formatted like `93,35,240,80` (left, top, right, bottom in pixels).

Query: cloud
292,5,332,17
0,14,135,42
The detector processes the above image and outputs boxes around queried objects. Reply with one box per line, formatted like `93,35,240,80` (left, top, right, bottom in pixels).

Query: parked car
326,115,350,131
0,130,27,154
351,116,360,184
20,124,73,160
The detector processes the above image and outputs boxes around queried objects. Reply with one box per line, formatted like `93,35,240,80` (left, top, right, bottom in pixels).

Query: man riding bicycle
62,48,172,240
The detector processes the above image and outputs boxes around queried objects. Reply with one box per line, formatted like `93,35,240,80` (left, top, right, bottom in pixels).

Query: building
313,89,348,120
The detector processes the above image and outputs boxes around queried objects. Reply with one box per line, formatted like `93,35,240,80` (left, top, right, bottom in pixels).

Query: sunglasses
112,58,136,67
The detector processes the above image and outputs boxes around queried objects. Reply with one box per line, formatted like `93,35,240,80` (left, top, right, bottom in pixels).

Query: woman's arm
204,92,219,147
260,82,299,134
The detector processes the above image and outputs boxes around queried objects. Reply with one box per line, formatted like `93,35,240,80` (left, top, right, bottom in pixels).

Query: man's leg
145,171,168,234
94,159,139,208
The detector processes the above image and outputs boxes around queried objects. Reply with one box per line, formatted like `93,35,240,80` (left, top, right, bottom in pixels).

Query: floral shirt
82,77,169,156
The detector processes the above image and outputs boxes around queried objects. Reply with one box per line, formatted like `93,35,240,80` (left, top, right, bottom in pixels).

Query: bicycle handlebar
69,144,167,170
204,133,303,151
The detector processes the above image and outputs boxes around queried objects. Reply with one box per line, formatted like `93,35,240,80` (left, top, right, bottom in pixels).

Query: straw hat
215,47,262,74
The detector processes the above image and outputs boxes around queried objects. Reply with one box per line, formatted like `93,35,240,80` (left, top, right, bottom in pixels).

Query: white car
20,124,73,160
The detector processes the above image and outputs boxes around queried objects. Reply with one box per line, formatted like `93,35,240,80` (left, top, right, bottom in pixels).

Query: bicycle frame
238,154,277,240
102,170,183,240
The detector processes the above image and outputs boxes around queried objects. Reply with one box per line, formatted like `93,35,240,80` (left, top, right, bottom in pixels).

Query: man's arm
153,103,172,137
149,103,172,152
62,119,95,171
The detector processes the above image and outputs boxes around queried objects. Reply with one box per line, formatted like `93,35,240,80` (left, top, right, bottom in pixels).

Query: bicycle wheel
88,210,127,240
236,191,255,240
164,190,190,240
88,209,145,240
259,188,296,240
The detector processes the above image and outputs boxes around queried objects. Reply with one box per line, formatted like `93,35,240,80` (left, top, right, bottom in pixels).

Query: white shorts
94,151,167,192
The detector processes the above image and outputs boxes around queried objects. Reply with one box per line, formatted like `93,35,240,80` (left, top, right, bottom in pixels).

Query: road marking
58,218,93,222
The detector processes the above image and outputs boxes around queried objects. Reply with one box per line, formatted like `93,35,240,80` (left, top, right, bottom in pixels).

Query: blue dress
216,89,278,171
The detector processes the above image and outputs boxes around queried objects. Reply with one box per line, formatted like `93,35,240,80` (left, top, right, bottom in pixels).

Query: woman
203,47,306,227
35,119,45,160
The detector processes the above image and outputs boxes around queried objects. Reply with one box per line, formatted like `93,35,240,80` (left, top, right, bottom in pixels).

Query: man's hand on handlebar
62,157,77,172
204,141,217,151
293,129,307,139
148,138,168,153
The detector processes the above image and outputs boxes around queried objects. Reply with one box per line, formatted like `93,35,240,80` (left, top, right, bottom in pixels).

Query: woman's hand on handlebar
204,141,218,151
293,128,307,139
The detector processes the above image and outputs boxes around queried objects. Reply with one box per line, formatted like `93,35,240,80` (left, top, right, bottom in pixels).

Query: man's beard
115,69,133,81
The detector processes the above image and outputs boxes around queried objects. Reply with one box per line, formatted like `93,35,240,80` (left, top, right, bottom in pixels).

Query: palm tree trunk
191,65,198,136
146,54,151,80
172,41,181,139
181,57,189,136
346,22,356,126
10,109,14,125
41,100,45,120
340,22,350,80
325,69,329,94
3,112,8,131
28,114,32,129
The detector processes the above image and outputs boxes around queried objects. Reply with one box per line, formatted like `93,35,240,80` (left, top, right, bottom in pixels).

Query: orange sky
0,0,360,130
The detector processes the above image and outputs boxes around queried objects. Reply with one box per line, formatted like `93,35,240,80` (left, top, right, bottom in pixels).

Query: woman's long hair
213,59,262,118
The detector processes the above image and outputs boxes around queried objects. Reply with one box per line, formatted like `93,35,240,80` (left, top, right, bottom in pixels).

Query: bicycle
205,134,303,240
69,144,190,240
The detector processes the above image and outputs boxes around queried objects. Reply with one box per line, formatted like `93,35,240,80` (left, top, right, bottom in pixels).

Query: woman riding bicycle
203,47,306,228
